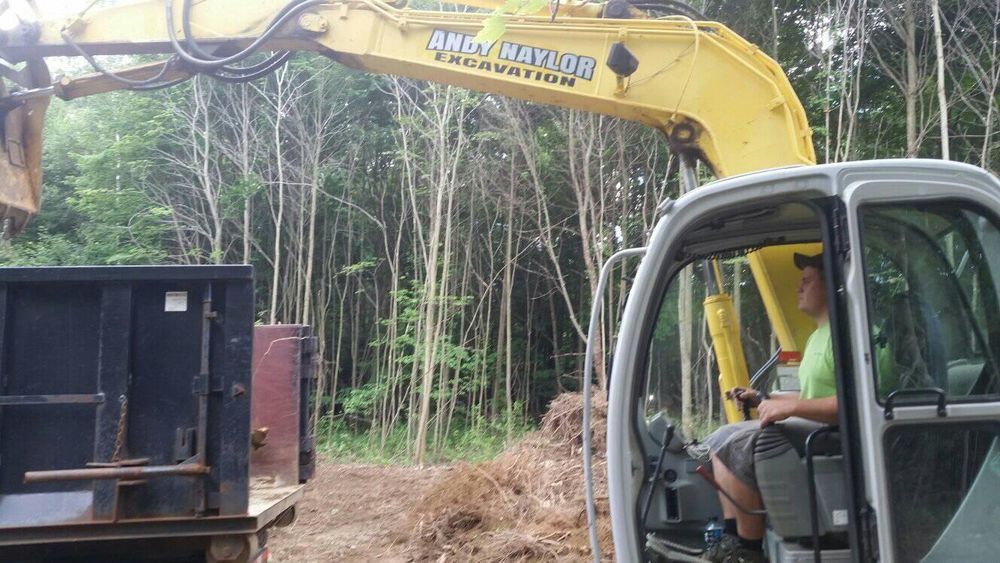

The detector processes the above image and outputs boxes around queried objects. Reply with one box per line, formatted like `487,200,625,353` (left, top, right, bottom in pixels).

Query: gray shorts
702,418,828,489
703,420,763,488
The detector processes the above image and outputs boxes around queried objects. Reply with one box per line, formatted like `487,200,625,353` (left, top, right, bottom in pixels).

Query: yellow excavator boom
0,0,818,419
1,1,814,180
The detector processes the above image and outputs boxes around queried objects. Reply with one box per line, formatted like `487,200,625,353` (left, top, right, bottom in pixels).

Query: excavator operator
701,253,837,563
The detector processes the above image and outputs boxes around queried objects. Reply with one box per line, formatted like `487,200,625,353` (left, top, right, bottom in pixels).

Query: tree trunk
268,65,289,324
931,0,949,159
904,0,919,157
679,266,694,436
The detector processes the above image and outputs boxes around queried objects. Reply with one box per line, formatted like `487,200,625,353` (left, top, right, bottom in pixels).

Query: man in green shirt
703,253,838,562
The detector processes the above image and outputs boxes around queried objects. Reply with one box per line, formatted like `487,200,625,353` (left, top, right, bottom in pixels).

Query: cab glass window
884,422,1000,562
643,257,774,437
860,202,1000,400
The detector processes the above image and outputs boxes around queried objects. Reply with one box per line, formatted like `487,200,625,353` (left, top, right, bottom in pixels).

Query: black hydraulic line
213,51,294,75
631,0,707,20
805,425,840,563
58,0,305,89
181,0,294,78
129,75,194,91
60,31,181,88
164,0,328,70
208,51,294,83
181,0,291,60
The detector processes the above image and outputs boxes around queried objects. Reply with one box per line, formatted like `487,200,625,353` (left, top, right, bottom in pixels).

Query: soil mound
410,391,612,561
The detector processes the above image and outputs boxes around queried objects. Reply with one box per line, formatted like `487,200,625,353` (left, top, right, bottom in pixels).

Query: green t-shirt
799,322,836,400
796,322,897,400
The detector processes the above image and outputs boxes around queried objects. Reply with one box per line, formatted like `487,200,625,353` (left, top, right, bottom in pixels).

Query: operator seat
753,419,848,540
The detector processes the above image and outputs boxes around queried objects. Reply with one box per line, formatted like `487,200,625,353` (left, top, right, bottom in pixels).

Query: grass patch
316,415,534,465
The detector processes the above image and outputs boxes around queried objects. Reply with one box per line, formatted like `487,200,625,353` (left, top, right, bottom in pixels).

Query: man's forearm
792,396,838,424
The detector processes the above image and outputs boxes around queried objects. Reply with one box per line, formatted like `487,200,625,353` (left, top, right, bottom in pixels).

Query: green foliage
339,258,378,276
2,176,170,267
338,381,388,419
220,176,264,220
5,92,174,265
475,0,550,44
371,279,480,374
0,230,86,266
68,186,170,264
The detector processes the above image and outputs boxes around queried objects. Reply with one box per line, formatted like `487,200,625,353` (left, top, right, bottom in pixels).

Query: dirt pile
409,392,612,561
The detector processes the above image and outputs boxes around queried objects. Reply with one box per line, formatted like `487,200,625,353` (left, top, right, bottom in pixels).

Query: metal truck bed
0,484,302,546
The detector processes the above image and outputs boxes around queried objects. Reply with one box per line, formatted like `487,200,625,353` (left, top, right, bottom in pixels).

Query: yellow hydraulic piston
704,292,751,424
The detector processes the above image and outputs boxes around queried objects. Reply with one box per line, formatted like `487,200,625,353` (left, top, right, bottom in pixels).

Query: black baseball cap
793,253,823,271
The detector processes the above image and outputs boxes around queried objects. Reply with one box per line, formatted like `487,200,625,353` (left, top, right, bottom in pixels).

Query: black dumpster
0,265,254,525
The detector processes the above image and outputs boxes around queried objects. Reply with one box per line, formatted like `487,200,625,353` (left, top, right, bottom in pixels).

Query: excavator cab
607,159,1000,562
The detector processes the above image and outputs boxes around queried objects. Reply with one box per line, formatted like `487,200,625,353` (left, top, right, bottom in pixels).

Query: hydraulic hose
164,0,327,70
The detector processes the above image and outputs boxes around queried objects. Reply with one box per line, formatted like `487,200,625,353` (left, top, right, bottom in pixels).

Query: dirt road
267,463,450,563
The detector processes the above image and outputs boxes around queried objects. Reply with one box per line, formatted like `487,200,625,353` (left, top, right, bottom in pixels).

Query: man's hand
725,387,761,410
757,398,798,427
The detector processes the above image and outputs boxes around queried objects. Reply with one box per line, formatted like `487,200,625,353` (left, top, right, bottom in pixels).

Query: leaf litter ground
268,392,611,562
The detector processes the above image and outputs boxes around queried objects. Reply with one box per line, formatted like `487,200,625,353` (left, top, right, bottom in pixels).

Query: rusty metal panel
250,325,307,487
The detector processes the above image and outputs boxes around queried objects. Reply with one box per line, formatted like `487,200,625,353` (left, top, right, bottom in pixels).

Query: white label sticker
164,291,188,312
832,509,848,526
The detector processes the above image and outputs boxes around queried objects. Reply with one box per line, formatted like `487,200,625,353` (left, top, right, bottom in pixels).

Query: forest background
3,0,996,465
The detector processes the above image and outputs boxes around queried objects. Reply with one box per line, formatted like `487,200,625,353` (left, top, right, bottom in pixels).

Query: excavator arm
0,0,812,212
0,0,817,416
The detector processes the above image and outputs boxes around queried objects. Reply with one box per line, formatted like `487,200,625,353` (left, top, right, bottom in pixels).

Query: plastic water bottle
704,517,725,545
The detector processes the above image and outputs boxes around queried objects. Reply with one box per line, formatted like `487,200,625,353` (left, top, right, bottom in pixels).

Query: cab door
841,162,1000,562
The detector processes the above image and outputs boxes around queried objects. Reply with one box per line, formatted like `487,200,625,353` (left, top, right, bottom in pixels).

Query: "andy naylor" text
426,29,597,84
